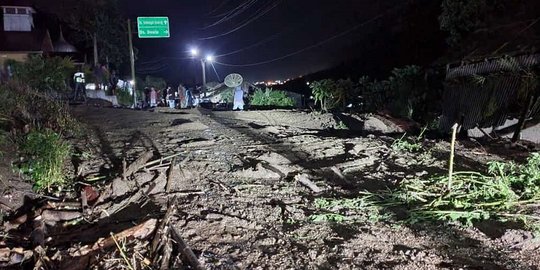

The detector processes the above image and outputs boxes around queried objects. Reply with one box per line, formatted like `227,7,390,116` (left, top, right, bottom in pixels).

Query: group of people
143,84,198,109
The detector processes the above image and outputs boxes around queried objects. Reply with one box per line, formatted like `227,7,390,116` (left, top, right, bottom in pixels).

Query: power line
198,0,281,40
206,0,233,16
214,5,345,58
214,3,405,67
216,28,289,57
201,0,259,30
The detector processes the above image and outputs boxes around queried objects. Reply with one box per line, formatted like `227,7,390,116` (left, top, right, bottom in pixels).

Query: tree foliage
143,76,167,90
310,79,356,112
8,55,75,92
35,0,129,68
387,65,425,119
438,0,487,46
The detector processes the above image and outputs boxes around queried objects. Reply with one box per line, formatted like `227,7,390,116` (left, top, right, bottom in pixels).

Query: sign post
128,19,136,107
137,17,170,38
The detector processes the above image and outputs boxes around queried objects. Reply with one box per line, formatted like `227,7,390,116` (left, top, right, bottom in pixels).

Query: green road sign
137,17,170,38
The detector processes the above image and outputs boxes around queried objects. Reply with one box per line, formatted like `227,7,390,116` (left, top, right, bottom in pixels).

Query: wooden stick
151,206,177,258
170,226,204,270
70,219,157,257
160,237,173,270
166,158,177,193
123,152,154,179
448,123,458,191
143,152,184,168
295,174,323,193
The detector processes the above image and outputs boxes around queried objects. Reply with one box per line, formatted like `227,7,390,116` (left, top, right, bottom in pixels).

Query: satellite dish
224,73,243,88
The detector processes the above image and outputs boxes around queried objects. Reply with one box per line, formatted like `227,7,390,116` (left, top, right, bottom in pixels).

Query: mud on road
16,106,540,269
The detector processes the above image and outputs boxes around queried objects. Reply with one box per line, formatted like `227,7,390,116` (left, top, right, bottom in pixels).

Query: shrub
310,79,356,112
116,86,133,107
387,65,425,119
221,88,234,103
250,88,295,107
0,82,79,134
9,55,75,92
19,129,71,191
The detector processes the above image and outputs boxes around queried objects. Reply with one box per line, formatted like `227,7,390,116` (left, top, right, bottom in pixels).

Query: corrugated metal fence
439,54,540,132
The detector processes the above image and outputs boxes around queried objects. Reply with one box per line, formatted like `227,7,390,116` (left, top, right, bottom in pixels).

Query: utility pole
93,34,98,66
201,59,206,97
128,19,136,108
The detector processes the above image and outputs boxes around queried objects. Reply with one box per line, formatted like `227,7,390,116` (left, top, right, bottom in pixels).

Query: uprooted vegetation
311,151,540,233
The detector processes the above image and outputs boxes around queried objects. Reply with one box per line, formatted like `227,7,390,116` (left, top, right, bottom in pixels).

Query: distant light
129,80,135,85
85,83,96,90
190,48,199,57
306,82,310,86
205,55,214,62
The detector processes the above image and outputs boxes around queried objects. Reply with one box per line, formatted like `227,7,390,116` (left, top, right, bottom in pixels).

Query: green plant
220,88,234,103
391,127,427,153
116,86,133,107
309,197,389,224
358,152,540,230
19,129,72,191
9,55,75,92
387,66,424,119
336,121,348,130
250,88,295,107
310,79,356,112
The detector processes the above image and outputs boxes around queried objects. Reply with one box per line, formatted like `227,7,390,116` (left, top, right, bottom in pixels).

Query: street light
188,47,216,98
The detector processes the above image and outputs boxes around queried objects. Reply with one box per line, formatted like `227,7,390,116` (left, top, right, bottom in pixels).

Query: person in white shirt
73,68,86,102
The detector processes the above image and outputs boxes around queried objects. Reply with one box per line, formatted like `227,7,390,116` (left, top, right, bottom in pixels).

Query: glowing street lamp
190,48,199,57
205,55,214,63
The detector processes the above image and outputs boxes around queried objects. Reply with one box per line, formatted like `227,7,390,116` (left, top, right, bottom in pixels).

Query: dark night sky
118,0,406,84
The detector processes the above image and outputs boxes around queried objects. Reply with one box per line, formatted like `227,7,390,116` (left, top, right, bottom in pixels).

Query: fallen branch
151,205,177,258
41,210,82,222
123,152,154,179
166,158,177,193
143,152,184,169
295,174,323,193
70,219,157,257
170,226,204,270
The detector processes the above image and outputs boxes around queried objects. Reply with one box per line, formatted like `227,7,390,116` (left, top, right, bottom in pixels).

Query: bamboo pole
448,123,459,190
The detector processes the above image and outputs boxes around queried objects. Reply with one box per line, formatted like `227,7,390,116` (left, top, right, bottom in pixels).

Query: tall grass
20,129,71,191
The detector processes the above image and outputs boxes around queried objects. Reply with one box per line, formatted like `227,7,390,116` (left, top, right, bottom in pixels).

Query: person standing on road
167,86,176,108
150,87,157,107
233,83,247,111
73,67,86,102
185,87,194,108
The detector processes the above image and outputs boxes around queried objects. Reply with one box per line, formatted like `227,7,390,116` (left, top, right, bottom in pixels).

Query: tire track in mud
194,109,538,270
71,107,539,269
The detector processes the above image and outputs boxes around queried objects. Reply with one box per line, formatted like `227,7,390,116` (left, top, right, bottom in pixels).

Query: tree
144,76,167,90
438,0,487,46
34,0,129,69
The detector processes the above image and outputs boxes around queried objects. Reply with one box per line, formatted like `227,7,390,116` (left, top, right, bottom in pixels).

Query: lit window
2,7,34,32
